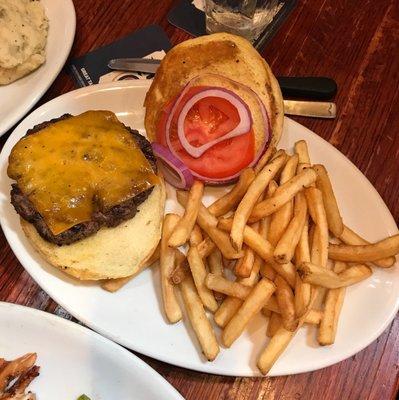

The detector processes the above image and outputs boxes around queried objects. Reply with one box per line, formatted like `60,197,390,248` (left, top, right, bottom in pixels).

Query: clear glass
205,0,283,43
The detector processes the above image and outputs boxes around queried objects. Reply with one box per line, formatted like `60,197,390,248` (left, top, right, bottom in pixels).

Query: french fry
180,275,220,361
314,164,343,237
338,264,373,285
294,273,311,317
208,249,223,276
294,217,311,316
198,237,216,258
329,234,399,262
268,260,296,288
205,274,251,299
170,249,190,285
294,140,311,164
249,168,317,222
225,220,297,287
231,153,287,250
206,225,244,260
318,261,347,345
213,261,261,328
264,295,280,313
295,217,311,264
208,249,224,300
258,326,294,374
187,246,218,312
160,214,182,323
222,278,276,347
218,218,274,262
258,182,278,280
275,275,297,331
266,312,282,337
178,191,242,259
260,262,276,281
101,244,160,292
239,253,261,286
339,226,396,267
295,140,314,187
218,213,295,286
176,190,218,227
306,187,329,268
262,298,322,325
208,168,255,217
274,192,307,264
257,289,318,375
168,181,204,247
214,297,243,328
297,262,372,288
254,145,276,174
305,309,323,325
189,224,203,246
235,245,255,277
267,155,298,247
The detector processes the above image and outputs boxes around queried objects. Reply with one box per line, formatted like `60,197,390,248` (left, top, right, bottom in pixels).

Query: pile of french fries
114,140,399,374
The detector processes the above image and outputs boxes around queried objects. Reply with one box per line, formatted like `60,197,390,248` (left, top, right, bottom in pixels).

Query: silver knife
108,58,337,119
283,100,336,118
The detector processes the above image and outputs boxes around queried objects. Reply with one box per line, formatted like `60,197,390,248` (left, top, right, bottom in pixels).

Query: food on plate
0,0,49,85
160,213,182,323
145,32,284,187
7,110,165,280
168,181,203,247
155,133,397,374
0,353,39,399
77,396,91,400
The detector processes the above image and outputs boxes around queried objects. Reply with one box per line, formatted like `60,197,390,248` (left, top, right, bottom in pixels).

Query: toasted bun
21,181,165,280
144,33,284,146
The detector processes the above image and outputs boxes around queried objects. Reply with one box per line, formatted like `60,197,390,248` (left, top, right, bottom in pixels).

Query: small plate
0,301,183,399
0,0,76,136
0,80,397,376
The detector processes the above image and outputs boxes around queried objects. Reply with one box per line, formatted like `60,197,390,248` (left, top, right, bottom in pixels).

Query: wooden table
1,0,398,398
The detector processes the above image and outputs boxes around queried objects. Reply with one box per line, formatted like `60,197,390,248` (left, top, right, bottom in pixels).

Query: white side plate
0,0,76,136
0,302,183,399
0,80,398,376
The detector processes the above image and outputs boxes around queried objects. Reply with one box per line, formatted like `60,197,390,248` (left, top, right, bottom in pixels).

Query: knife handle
277,77,337,100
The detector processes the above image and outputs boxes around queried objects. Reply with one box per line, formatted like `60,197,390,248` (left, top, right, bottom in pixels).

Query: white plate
0,0,76,136
0,81,398,377
0,302,183,399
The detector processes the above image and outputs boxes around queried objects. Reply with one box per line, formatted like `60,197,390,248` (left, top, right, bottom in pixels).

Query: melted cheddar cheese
8,110,159,235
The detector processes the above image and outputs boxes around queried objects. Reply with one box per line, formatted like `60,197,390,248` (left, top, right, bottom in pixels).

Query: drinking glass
204,0,282,43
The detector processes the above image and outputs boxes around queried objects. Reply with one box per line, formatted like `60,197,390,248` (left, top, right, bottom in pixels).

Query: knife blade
108,58,160,74
283,100,336,118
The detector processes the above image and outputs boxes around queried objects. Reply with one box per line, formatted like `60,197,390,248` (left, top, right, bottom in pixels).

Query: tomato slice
156,86,255,180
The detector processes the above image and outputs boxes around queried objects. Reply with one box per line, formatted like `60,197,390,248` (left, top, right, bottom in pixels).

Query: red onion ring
176,88,252,158
163,74,271,185
151,143,194,189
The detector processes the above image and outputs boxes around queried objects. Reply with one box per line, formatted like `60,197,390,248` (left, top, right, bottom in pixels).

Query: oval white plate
0,302,183,399
0,81,398,377
0,0,76,136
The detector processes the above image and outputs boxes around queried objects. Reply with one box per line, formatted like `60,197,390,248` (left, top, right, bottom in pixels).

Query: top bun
144,32,284,146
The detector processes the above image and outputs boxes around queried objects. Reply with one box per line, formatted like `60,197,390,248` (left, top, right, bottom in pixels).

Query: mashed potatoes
0,0,49,85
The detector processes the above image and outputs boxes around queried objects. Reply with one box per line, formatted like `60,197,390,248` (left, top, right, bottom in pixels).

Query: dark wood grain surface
1,0,398,399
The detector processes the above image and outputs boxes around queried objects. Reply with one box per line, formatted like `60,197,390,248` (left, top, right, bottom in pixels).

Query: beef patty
10,114,157,246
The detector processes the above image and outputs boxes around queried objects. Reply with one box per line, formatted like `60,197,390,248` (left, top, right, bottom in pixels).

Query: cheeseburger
7,111,165,280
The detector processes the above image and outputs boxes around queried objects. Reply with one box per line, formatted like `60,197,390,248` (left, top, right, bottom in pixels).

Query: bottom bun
21,181,166,280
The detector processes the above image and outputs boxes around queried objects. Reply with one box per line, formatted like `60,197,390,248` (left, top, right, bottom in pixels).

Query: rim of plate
0,80,398,377
0,301,183,399
0,0,76,136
